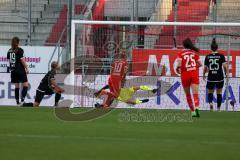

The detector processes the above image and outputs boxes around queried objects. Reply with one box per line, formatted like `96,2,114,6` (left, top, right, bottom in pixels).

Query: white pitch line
0,134,61,139
0,133,138,141
0,134,239,146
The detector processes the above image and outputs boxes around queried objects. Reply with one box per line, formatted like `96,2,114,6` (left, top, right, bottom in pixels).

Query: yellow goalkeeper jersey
117,87,135,102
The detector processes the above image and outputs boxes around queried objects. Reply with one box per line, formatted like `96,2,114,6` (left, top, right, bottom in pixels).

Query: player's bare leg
94,85,109,97
216,88,223,112
208,89,214,111
191,84,200,117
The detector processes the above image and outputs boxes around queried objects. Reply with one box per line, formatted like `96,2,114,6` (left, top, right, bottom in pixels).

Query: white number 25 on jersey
183,54,196,68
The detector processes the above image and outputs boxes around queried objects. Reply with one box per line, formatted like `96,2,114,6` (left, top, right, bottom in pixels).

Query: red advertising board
132,49,240,77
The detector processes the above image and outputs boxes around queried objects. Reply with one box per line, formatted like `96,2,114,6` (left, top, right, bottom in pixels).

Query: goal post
70,20,240,111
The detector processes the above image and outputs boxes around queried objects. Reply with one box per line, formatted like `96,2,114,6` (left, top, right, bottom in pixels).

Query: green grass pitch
0,107,240,160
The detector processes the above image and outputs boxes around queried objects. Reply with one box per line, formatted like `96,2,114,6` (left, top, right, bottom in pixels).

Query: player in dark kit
203,38,228,111
7,37,29,105
22,61,64,107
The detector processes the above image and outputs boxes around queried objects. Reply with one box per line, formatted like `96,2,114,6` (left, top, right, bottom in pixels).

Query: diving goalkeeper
94,85,159,108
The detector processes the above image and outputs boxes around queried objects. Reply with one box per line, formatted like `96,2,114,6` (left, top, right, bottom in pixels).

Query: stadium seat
155,0,210,49
0,1,87,46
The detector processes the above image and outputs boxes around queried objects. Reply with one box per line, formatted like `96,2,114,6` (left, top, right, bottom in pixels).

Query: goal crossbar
71,20,240,27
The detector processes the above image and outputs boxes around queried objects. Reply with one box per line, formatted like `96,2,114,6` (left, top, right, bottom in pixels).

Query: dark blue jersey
38,70,56,92
7,47,25,72
204,52,226,82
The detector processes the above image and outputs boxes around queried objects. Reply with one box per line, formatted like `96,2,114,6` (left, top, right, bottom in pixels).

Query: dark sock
15,88,20,103
55,93,61,105
22,103,34,107
141,99,149,103
217,94,222,109
95,103,104,108
102,85,109,90
152,88,160,94
21,86,28,102
208,93,213,104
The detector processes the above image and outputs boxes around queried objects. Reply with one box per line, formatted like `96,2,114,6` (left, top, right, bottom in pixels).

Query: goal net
69,20,240,111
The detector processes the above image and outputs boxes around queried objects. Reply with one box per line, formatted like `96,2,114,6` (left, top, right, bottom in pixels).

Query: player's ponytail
211,38,218,52
183,38,199,52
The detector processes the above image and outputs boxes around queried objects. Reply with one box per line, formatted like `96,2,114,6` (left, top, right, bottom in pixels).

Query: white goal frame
70,20,240,109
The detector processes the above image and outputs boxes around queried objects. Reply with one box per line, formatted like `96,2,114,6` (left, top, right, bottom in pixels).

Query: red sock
186,94,194,111
99,90,116,98
193,93,199,108
103,92,115,107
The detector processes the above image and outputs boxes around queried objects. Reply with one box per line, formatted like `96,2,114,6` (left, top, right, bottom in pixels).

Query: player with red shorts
108,55,128,97
94,53,128,108
176,38,202,117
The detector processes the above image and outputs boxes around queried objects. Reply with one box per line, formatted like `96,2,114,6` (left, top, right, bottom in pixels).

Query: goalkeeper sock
140,85,152,91
135,99,149,104
15,88,20,104
140,99,149,103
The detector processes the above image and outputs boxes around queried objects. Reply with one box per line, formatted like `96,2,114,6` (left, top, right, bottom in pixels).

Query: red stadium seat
46,4,86,46
155,0,210,48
